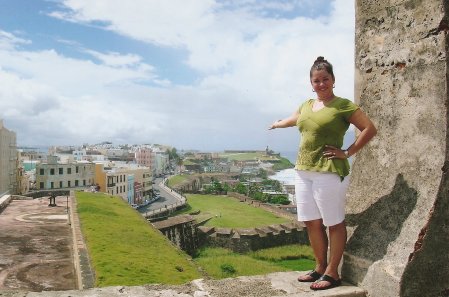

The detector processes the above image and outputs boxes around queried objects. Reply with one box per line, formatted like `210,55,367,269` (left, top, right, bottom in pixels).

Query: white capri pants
294,170,350,227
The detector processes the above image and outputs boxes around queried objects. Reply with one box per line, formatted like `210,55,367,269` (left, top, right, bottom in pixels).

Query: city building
152,149,169,176
95,162,152,205
0,120,18,195
135,147,153,171
35,156,95,190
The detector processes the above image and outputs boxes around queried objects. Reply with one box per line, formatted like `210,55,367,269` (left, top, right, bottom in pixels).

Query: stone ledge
6,271,366,297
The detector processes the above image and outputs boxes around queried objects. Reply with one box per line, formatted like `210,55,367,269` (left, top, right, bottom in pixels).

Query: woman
269,56,376,290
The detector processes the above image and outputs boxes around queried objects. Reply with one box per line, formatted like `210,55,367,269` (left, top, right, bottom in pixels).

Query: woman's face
310,69,335,98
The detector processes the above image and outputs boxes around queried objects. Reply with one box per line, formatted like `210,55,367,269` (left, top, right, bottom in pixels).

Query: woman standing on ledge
269,56,376,291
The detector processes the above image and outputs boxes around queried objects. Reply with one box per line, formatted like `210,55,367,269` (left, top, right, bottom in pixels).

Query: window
39,182,44,189
76,166,79,173
50,182,54,189
67,168,72,174
59,168,63,174
50,168,55,175
59,181,63,188
40,169,44,175
68,181,71,187
83,180,86,186
75,180,79,187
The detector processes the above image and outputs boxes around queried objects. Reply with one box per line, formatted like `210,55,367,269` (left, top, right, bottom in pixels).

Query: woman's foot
297,270,322,282
310,274,342,290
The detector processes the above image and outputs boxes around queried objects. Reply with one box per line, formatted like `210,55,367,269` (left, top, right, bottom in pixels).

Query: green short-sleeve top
295,97,359,178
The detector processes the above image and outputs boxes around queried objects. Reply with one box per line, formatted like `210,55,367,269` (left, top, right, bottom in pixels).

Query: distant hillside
219,151,293,170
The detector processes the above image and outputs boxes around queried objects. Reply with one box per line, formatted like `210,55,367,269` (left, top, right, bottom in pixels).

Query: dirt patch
0,198,76,292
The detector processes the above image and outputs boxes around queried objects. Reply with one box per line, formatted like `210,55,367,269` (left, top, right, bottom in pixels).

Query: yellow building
36,156,95,190
95,162,152,205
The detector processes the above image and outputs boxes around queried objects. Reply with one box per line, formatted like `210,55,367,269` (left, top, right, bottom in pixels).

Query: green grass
271,157,294,171
75,191,202,287
249,244,315,271
167,174,190,188
194,245,315,279
177,194,290,228
219,152,265,161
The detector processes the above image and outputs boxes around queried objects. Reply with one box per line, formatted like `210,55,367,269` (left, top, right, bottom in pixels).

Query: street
138,177,183,214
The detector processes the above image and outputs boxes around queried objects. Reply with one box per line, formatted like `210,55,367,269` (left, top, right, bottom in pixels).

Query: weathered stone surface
344,1,449,296
6,272,367,297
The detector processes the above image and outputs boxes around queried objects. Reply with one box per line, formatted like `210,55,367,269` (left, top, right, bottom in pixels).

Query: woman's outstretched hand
268,120,281,130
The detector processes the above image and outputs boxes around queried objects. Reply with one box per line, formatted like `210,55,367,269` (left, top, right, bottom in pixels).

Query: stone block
344,1,449,297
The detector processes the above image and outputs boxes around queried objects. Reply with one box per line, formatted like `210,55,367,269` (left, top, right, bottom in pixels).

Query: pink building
135,147,153,171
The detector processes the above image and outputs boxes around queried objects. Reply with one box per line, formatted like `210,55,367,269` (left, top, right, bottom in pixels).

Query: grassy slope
194,245,315,279
75,191,201,287
178,194,290,228
167,174,190,187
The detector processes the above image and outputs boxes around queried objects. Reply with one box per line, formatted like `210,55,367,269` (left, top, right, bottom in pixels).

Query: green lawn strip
178,194,290,228
75,191,202,287
249,244,315,261
194,246,315,279
167,175,190,188
219,152,262,161
193,247,285,279
249,244,315,271
271,157,294,170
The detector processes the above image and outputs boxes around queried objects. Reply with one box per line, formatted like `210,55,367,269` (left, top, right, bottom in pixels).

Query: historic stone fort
1,1,448,296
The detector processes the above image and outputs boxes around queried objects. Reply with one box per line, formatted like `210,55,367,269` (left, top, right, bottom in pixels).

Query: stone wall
152,214,308,255
228,192,298,221
197,222,308,253
151,215,200,256
345,1,449,297
0,195,12,212
24,190,71,199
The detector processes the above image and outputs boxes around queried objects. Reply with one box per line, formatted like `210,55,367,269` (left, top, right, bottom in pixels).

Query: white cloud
83,50,146,68
0,0,355,152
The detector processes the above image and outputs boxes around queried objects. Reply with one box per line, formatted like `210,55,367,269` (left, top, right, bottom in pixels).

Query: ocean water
279,151,297,164
269,168,296,185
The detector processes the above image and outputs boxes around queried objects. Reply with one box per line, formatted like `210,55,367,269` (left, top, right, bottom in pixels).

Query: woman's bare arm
268,110,299,130
345,109,377,157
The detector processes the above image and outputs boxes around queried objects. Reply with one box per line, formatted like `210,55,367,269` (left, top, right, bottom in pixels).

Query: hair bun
316,56,325,62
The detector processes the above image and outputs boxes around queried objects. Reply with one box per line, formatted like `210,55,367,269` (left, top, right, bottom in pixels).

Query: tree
233,182,247,195
257,168,268,179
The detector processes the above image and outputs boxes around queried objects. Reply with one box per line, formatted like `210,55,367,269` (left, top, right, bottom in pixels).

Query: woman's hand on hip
323,145,347,159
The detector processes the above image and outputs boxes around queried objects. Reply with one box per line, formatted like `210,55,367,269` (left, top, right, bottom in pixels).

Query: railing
142,200,186,219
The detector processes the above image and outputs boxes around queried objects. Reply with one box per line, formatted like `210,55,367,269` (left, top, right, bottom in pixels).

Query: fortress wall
197,222,309,253
0,195,12,212
344,1,449,296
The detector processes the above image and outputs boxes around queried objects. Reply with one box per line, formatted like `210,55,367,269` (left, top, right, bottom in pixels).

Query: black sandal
297,270,322,282
310,274,342,290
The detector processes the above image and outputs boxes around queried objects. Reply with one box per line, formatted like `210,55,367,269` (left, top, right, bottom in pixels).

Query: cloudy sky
0,0,355,153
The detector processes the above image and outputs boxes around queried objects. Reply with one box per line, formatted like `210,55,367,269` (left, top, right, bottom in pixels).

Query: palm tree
176,158,183,174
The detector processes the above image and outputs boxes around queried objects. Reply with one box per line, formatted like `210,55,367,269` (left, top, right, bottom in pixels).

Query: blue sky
0,0,354,152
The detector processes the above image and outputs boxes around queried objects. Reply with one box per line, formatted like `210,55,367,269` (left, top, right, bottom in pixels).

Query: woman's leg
304,219,328,274
295,170,328,281
309,173,348,289
310,221,347,289
327,221,347,277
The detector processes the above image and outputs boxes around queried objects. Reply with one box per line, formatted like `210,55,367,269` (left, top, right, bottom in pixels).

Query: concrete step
2,271,366,297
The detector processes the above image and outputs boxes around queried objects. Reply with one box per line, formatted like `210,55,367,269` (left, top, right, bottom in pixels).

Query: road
138,177,184,214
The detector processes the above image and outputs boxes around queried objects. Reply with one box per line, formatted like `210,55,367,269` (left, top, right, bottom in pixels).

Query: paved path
0,197,77,292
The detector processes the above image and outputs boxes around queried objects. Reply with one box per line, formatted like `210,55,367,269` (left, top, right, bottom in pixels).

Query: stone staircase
2,272,366,297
